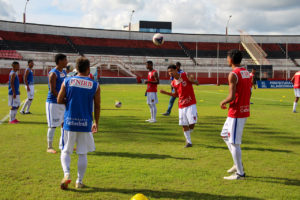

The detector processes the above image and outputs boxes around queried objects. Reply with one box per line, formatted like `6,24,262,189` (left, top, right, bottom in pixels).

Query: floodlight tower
23,0,30,24
225,15,232,42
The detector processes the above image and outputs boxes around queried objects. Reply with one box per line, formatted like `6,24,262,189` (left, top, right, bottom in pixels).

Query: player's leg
25,85,34,114
60,130,76,190
151,93,158,122
9,95,20,123
46,102,57,153
163,96,176,116
179,107,192,147
77,154,87,188
187,104,197,133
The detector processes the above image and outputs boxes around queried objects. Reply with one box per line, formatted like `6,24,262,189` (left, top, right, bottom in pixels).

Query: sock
61,152,71,176
231,143,244,175
26,100,32,112
77,154,87,183
152,104,157,121
190,129,194,133
9,110,15,121
184,130,192,144
21,99,29,112
148,104,153,120
223,137,232,153
47,128,56,148
293,102,297,112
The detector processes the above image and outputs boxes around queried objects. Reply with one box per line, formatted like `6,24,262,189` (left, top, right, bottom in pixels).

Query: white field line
0,99,26,125
200,90,288,103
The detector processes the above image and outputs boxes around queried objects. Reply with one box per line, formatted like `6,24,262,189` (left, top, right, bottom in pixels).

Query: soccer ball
152,33,164,46
131,193,149,200
115,101,122,108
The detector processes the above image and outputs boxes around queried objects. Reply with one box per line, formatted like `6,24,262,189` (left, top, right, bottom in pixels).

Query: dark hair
176,62,181,67
168,64,177,70
55,53,67,65
28,60,33,64
12,61,19,66
227,49,243,64
146,60,153,66
76,57,90,73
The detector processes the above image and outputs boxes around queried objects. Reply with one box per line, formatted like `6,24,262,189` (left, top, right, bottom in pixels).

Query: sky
1,0,300,35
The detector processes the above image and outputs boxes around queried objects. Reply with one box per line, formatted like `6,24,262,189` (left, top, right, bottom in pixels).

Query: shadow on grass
17,121,47,125
66,186,263,200
90,151,193,160
202,144,292,153
248,176,300,186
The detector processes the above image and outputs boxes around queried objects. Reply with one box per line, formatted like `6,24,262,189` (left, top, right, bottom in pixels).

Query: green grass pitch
0,84,299,200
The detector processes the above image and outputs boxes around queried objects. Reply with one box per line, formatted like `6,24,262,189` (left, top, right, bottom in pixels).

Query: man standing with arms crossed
20,60,34,114
291,70,300,113
58,57,100,189
46,54,67,154
145,61,159,123
160,65,198,148
220,49,251,180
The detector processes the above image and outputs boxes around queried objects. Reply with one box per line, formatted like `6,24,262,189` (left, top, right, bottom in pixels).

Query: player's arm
160,88,178,97
92,85,101,133
252,75,256,89
187,74,199,85
220,72,237,109
57,82,66,104
10,73,16,98
145,72,159,84
49,72,58,97
24,69,30,91
291,75,295,83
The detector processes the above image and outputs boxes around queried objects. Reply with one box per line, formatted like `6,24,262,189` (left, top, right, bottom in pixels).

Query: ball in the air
152,33,164,46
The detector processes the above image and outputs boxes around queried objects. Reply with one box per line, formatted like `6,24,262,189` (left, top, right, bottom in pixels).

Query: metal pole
196,41,198,79
129,10,135,39
286,42,288,80
225,15,232,43
217,42,219,85
23,0,29,23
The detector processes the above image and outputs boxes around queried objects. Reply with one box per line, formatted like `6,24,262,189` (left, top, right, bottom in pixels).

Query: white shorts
147,92,158,104
25,85,34,99
294,88,300,97
46,102,65,128
221,117,247,144
59,130,95,154
179,104,198,126
8,95,20,107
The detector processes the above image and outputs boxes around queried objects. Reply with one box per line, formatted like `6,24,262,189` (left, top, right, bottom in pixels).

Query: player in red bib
291,70,300,113
144,61,159,123
220,49,251,180
160,65,198,148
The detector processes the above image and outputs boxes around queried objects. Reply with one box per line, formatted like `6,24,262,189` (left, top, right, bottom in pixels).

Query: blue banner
257,80,293,88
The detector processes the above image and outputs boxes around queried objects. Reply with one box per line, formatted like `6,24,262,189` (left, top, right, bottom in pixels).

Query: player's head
252,68,256,73
55,53,68,68
227,49,243,67
76,57,90,75
66,63,74,73
167,64,178,77
146,60,153,70
28,60,34,68
12,61,20,71
176,62,181,71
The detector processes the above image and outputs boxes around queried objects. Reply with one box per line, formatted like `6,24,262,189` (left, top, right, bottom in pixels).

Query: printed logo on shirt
60,72,66,78
240,105,249,113
69,78,93,89
240,70,250,79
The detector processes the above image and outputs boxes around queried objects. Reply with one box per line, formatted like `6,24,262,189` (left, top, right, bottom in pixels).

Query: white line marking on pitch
0,100,26,125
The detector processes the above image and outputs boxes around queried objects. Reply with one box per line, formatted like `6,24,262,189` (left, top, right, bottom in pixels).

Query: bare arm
145,72,159,84
291,75,295,83
220,72,237,109
188,74,199,85
57,82,66,104
10,73,16,98
49,72,58,97
160,88,178,97
24,69,30,90
92,85,101,133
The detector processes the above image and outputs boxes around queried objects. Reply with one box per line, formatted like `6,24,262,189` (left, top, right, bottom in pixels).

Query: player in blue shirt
162,62,183,116
58,57,100,189
20,60,34,114
46,54,68,154
8,61,21,124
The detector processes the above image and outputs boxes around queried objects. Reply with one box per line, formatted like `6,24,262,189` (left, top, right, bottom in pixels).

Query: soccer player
46,54,68,154
144,61,159,123
57,57,100,189
220,49,251,180
20,60,34,114
250,68,256,90
8,61,20,124
162,62,183,116
291,70,300,113
160,65,198,148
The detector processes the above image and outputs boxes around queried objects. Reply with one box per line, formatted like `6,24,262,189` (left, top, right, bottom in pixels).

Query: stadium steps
64,36,84,56
277,43,300,67
178,42,198,65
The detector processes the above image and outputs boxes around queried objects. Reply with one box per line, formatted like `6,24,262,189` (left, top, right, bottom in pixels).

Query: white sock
152,104,157,121
148,104,153,120
9,110,15,121
293,102,297,112
184,130,192,144
26,100,32,112
21,99,29,112
231,144,244,175
47,128,56,148
61,152,71,176
223,137,232,153
190,129,194,133
77,154,87,183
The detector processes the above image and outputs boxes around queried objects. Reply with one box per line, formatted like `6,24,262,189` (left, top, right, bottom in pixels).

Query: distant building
123,20,172,33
